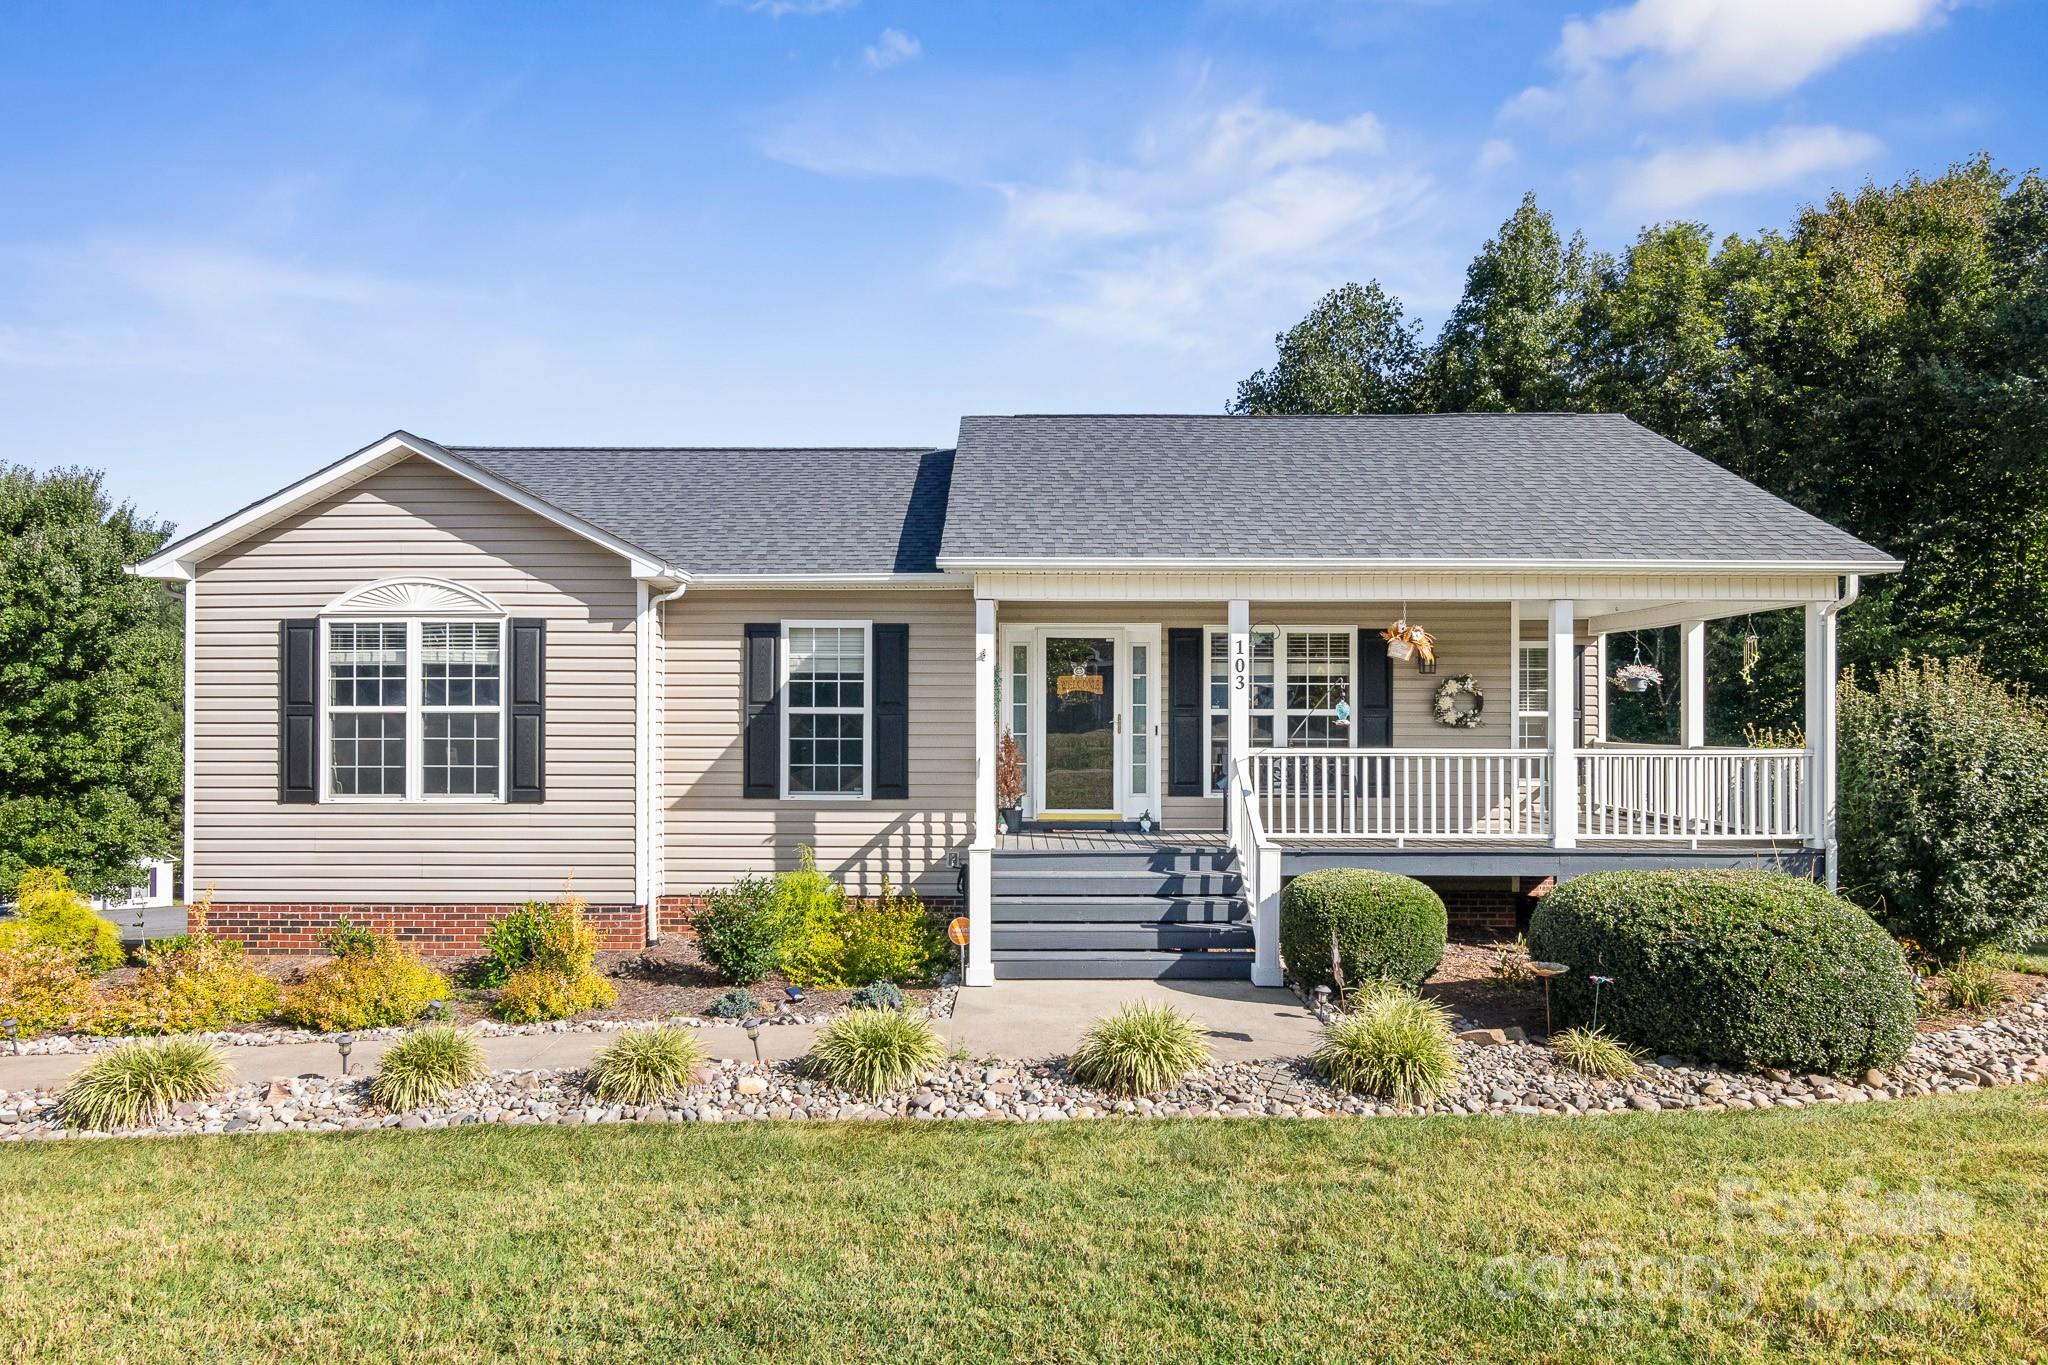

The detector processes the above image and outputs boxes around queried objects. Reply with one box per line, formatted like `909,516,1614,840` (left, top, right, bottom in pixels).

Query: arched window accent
313,579,508,802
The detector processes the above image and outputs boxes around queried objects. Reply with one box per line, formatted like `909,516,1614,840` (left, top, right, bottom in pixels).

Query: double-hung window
1204,626,1358,792
784,622,870,797
1516,644,1549,749
1206,627,1275,793
1283,631,1353,747
324,619,504,801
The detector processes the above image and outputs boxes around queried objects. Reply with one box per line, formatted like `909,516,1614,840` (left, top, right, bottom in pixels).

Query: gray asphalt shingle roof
937,413,1897,569
449,446,954,575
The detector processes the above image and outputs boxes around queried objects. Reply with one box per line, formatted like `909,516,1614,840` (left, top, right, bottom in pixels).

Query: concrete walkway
0,980,1318,1091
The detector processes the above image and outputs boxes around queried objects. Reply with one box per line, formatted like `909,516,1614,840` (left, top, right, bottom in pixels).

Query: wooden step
990,894,1246,924
992,869,1243,897
993,848,1238,875
990,949,1254,980
992,921,1254,952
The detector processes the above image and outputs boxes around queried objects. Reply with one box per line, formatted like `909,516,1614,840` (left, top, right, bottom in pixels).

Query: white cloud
721,0,857,16
1474,137,1515,173
863,28,921,71
1613,124,1883,215
1512,0,1952,115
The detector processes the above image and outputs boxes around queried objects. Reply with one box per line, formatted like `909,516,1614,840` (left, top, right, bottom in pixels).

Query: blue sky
2,0,2041,535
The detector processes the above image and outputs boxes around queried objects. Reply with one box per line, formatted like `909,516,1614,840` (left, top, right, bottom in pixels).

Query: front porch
963,574,1854,985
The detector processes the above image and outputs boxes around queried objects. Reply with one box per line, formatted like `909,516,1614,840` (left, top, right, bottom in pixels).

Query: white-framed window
1009,640,1030,799
783,621,870,798
1130,641,1150,798
1517,643,1549,749
1282,631,1353,748
1203,626,1360,792
323,618,505,801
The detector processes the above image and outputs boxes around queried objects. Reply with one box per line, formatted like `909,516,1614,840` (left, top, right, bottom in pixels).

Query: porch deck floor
996,829,1803,855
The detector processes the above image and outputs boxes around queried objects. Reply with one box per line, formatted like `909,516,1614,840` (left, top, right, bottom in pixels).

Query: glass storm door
1042,636,1117,813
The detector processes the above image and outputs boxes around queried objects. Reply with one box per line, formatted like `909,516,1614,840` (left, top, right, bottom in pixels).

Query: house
132,414,1899,985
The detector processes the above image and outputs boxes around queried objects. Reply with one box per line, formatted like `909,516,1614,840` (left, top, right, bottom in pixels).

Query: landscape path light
743,1018,763,1065
3,1018,18,1056
335,1033,355,1076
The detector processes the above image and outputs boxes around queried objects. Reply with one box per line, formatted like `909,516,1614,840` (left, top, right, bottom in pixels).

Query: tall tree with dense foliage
0,467,181,896
1232,281,1424,416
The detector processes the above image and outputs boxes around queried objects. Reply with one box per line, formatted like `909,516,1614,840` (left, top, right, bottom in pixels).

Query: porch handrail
1575,747,1806,840
1231,755,1282,987
1245,747,1550,842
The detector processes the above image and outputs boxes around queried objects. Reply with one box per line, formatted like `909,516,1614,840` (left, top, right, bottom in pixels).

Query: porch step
990,949,1254,981
993,921,1254,952
990,894,1246,924
993,848,1238,875
993,869,1242,897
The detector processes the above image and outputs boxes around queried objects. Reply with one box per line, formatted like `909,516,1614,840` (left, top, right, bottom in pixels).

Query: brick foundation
654,894,967,940
1418,877,1532,942
204,903,648,956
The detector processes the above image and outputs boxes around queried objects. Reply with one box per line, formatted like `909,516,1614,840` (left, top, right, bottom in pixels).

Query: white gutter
938,555,1904,575
641,581,688,941
1818,574,1861,891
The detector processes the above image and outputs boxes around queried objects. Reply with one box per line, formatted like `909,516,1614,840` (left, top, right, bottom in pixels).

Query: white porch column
1803,601,1838,878
1226,598,1251,847
1680,619,1706,749
967,596,997,986
1548,599,1578,849
1251,842,1283,988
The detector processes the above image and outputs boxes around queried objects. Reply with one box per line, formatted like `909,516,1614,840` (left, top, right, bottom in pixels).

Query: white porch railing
1576,747,1806,840
1246,748,1551,841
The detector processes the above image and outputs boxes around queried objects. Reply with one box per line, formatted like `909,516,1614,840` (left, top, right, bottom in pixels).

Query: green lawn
5,1091,2046,1363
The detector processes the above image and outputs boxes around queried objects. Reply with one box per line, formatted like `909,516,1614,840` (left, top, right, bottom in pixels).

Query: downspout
645,581,689,941
1818,574,1860,890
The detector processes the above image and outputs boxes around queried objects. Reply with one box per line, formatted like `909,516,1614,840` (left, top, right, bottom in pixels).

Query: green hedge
1526,870,1915,1075
1280,869,1446,991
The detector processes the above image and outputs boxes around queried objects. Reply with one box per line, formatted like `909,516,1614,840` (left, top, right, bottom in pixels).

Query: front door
1042,635,1117,815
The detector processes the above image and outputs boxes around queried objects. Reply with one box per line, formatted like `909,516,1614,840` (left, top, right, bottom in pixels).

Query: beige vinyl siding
998,601,1513,833
191,457,639,904
662,589,974,897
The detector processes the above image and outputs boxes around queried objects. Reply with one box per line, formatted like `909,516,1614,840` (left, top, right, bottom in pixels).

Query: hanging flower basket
1612,661,1663,694
1433,674,1484,729
1381,619,1435,666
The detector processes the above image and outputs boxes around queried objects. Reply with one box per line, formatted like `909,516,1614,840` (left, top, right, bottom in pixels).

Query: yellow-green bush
777,853,945,988
488,891,614,1022
0,868,124,973
279,933,451,1032
89,935,280,1035
0,943,97,1035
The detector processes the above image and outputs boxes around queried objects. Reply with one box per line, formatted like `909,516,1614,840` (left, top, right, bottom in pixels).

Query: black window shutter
1354,628,1394,748
1167,627,1204,797
278,619,319,803
508,618,547,803
742,624,781,799
872,624,910,800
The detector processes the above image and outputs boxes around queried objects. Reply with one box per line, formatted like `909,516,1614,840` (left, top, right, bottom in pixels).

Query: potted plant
996,730,1025,832
1612,661,1663,693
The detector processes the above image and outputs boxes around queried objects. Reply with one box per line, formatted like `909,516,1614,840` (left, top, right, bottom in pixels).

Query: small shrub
59,1040,228,1130
774,849,853,987
1067,1002,1210,1096
477,901,555,988
0,868,124,973
321,916,382,960
849,981,906,1011
706,987,758,1019
1549,1027,1642,1080
1310,990,1460,1105
90,934,280,1035
694,874,788,985
837,885,948,987
1279,869,1447,992
1489,934,1535,986
1940,959,2010,1011
371,1026,484,1111
488,888,615,1023
280,934,451,1031
806,1009,945,1097
1838,656,2048,961
1527,869,1916,1074
587,1027,708,1104
0,944,96,1035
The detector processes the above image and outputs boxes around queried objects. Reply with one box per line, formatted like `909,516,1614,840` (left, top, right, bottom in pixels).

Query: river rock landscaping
5,995,2042,1140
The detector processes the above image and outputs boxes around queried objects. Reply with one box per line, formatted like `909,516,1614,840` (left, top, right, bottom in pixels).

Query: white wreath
1433,674,1485,729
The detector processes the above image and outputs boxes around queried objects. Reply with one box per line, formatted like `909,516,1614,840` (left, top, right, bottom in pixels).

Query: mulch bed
1421,940,1548,1037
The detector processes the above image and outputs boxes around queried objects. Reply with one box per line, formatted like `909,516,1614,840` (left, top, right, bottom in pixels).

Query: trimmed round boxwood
1279,869,1446,991
1526,869,1915,1075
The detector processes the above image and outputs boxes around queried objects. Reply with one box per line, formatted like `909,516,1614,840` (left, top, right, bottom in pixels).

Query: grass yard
5,1092,2047,1363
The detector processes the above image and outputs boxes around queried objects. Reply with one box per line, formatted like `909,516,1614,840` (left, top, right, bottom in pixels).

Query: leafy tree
1231,281,1424,415
0,466,180,897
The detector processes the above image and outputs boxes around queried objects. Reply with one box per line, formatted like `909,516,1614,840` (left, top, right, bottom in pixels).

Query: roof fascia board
936,554,1901,575
685,572,970,590
132,431,682,581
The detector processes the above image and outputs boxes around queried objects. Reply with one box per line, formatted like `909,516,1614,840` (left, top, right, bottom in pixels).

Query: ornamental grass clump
1549,1027,1643,1081
0,867,125,973
806,1008,945,1098
371,1026,485,1111
1941,959,2011,1011
279,923,451,1031
59,1040,228,1131
1310,990,1460,1106
1066,1002,1210,1097
587,1027,708,1105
